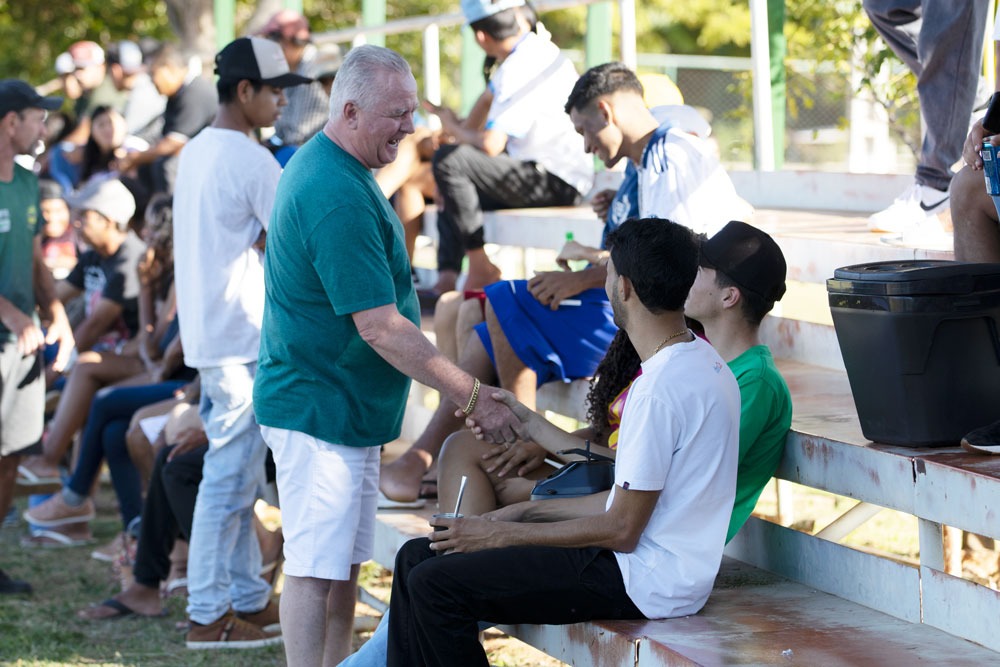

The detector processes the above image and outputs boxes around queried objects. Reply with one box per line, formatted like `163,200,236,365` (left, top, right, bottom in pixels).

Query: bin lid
827,260,1000,296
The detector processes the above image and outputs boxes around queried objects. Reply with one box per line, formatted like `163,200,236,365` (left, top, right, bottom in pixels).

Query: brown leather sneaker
236,598,281,633
185,612,282,649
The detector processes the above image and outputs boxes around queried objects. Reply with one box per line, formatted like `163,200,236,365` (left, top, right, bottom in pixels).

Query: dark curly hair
585,329,640,441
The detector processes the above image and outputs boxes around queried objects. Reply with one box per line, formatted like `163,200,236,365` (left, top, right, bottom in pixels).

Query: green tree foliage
0,0,174,83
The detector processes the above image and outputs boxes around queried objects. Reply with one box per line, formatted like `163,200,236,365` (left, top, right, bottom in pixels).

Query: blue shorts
475,280,617,386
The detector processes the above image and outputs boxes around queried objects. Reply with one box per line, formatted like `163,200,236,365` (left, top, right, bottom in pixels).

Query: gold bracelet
462,378,481,416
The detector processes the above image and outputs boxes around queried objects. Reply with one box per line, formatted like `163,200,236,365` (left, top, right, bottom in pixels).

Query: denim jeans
66,381,184,530
185,363,270,624
338,611,493,667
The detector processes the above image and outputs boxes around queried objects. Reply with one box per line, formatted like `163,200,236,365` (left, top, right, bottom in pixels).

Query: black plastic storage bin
827,260,1000,446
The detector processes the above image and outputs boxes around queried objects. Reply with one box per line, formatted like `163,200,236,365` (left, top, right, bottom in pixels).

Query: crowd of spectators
11,1,995,664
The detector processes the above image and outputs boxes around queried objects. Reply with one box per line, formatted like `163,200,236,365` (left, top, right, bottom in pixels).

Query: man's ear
237,79,254,104
342,100,359,127
720,285,742,311
595,98,613,126
618,274,634,302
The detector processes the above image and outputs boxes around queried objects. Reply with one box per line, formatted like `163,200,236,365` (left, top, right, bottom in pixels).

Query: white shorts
261,425,380,581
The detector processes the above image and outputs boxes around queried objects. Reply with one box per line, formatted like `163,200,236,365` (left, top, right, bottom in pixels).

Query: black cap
0,79,62,117
700,221,787,303
38,179,64,202
215,37,311,88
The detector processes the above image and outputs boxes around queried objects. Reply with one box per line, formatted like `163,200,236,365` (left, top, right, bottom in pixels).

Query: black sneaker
0,568,32,595
961,420,1000,455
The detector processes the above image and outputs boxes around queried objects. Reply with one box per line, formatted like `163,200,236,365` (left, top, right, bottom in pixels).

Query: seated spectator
385,218,740,665
115,43,218,194
17,183,155,484
106,40,167,144
51,105,142,192
258,10,326,148
38,179,80,278
76,398,282,620
57,41,129,147
428,0,592,293
21,375,190,548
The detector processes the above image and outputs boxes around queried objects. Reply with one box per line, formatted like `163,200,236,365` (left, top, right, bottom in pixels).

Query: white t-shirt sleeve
248,150,282,232
613,393,673,492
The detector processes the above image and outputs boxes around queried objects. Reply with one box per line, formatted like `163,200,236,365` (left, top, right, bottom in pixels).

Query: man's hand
44,310,75,373
428,515,516,554
528,270,585,309
5,310,45,358
423,100,462,136
963,118,1000,170
459,383,525,444
483,440,547,478
590,188,617,219
166,427,208,462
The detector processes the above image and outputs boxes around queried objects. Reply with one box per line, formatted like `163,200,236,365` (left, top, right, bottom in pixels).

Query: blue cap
461,0,525,24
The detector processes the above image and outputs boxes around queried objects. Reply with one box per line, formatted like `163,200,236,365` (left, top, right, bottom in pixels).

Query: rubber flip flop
78,598,167,620
20,528,93,549
15,465,60,487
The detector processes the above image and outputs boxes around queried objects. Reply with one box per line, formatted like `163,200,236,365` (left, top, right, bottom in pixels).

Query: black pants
132,443,206,588
386,538,643,667
432,144,582,273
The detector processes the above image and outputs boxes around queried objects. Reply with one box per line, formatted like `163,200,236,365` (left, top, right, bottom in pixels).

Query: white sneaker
867,183,949,234
881,215,953,250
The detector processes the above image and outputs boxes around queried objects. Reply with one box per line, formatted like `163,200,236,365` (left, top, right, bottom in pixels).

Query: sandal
20,527,93,549
15,464,61,488
78,597,167,620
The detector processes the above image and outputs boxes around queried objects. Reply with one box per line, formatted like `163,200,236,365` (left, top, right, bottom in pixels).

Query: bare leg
485,299,537,409
432,291,465,363
464,248,502,291
437,431,554,516
433,269,459,295
437,431,501,516
281,568,359,667
952,165,1000,262
379,335,496,502
455,297,486,356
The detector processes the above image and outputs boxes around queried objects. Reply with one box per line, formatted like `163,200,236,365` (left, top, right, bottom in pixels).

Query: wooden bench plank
725,517,922,622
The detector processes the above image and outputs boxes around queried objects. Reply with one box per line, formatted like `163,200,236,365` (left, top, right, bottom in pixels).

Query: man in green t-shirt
684,220,793,542
254,45,522,666
0,79,73,594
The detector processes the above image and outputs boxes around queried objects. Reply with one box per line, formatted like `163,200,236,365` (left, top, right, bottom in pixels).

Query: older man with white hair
255,45,522,666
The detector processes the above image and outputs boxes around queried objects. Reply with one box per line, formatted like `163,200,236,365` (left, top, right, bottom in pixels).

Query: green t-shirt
0,164,41,342
726,345,793,542
254,132,420,446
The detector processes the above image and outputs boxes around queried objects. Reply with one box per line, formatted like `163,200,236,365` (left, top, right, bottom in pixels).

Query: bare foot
19,455,60,481
380,448,433,502
78,582,163,619
433,270,459,295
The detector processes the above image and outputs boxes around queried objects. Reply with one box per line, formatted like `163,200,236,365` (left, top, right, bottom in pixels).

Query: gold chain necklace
653,328,690,354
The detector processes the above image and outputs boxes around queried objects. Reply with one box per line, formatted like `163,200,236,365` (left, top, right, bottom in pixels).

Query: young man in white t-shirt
383,218,741,665
171,36,309,649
